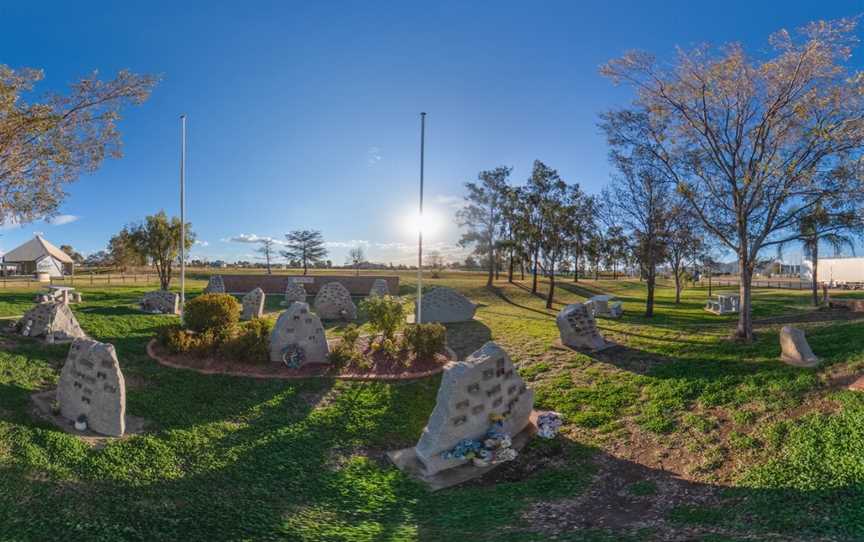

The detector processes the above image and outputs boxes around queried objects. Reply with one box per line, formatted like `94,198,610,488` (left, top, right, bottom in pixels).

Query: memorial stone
57,338,126,437
313,282,357,320
416,287,476,323
241,287,265,320
780,325,820,368
269,302,330,367
556,303,608,350
140,291,180,315
18,302,86,341
414,342,534,476
369,278,390,297
284,281,307,305
204,275,226,294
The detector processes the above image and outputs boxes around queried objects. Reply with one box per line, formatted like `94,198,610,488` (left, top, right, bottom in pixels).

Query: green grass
2,273,864,540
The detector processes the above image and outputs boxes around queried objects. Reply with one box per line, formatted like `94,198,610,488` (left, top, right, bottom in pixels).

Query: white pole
417,112,426,324
180,114,186,320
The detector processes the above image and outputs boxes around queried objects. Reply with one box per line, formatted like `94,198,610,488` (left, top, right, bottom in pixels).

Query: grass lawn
2,272,864,541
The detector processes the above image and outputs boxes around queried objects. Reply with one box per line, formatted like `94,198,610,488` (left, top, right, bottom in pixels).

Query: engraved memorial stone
241,287,265,320
140,290,180,315
368,278,390,297
556,303,608,350
17,302,86,341
780,325,820,368
313,282,357,320
204,275,226,294
57,338,126,437
414,341,534,476
269,302,330,366
284,281,307,305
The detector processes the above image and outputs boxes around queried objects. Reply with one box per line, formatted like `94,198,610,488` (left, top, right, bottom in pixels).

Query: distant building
802,257,864,285
2,236,74,277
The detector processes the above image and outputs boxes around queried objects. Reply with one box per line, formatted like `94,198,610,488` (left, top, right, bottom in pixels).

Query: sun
401,211,441,236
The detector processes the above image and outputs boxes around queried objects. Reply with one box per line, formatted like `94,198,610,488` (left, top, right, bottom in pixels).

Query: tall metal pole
179,115,186,320
417,112,426,324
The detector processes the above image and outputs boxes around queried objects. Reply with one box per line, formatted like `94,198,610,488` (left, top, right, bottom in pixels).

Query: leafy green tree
0,66,157,225
281,230,327,275
458,166,511,287
107,228,147,271
59,245,84,264
126,211,195,290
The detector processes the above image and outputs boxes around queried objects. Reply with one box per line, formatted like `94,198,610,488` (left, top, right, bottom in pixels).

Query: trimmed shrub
360,295,405,340
402,323,446,359
184,293,240,333
223,318,273,364
329,324,361,368
158,325,220,356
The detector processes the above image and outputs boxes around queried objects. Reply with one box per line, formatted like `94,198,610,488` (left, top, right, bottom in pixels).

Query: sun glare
402,211,441,236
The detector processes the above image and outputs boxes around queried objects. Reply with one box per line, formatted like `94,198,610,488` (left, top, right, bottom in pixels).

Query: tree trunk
645,266,656,317
508,248,514,283
303,260,308,276
486,251,494,288
531,249,539,293
673,265,682,304
520,259,525,281
546,261,556,309
736,261,754,341
573,254,579,282
811,241,819,306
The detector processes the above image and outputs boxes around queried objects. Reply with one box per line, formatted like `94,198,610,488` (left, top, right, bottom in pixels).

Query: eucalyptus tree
539,181,582,308
0,66,157,226
458,166,511,288
570,194,598,282
602,18,864,339
523,160,561,294
666,204,705,304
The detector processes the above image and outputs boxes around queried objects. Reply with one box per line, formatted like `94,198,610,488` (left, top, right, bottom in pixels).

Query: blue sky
1,1,861,265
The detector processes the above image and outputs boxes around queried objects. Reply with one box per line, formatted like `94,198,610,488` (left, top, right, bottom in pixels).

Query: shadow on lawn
0,407,856,541
445,320,492,358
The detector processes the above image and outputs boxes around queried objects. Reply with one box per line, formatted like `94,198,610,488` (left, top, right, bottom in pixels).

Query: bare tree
347,245,366,276
425,250,445,278
256,238,277,275
602,18,864,339
666,204,704,304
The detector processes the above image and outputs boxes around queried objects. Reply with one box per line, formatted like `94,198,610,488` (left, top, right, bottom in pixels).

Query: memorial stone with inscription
368,278,390,297
141,291,180,315
313,282,357,320
241,287,265,320
416,287,476,323
556,303,608,350
204,275,226,294
18,302,86,341
284,282,308,305
415,341,534,476
57,338,126,437
269,302,330,366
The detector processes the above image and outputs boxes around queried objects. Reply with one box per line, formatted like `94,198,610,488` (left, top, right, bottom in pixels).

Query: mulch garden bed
147,335,455,381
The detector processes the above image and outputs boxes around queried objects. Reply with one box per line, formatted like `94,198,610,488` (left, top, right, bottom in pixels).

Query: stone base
551,338,615,353
386,415,539,492
30,390,147,445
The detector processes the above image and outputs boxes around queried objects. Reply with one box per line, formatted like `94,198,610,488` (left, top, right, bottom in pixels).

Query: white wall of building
801,257,864,284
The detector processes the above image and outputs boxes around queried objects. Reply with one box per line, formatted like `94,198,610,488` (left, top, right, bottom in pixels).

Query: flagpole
417,112,426,324
180,114,186,321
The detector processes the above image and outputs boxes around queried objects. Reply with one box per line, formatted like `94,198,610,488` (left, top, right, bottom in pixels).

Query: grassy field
2,271,864,541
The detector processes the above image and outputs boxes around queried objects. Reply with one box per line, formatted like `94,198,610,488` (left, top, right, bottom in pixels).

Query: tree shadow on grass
489,286,558,319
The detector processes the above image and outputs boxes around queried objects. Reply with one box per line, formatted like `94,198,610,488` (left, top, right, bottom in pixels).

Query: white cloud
47,214,79,226
367,146,382,166
224,233,283,244
324,239,370,248
194,240,210,247
0,218,21,231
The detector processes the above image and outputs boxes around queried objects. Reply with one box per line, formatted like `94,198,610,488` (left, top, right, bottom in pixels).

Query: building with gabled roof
2,235,74,277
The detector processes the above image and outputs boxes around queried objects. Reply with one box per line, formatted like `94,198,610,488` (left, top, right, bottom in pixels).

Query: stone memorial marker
414,341,534,477
18,302,86,341
241,287,265,320
269,302,329,367
368,278,390,297
556,303,609,351
416,287,476,323
141,291,180,315
313,282,357,320
57,338,126,437
204,275,226,294
780,325,820,368
586,295,623,318
284,281,307,305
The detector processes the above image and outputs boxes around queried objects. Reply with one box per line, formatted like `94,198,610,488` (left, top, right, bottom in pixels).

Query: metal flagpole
417,112,426,324
180,114,187,321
